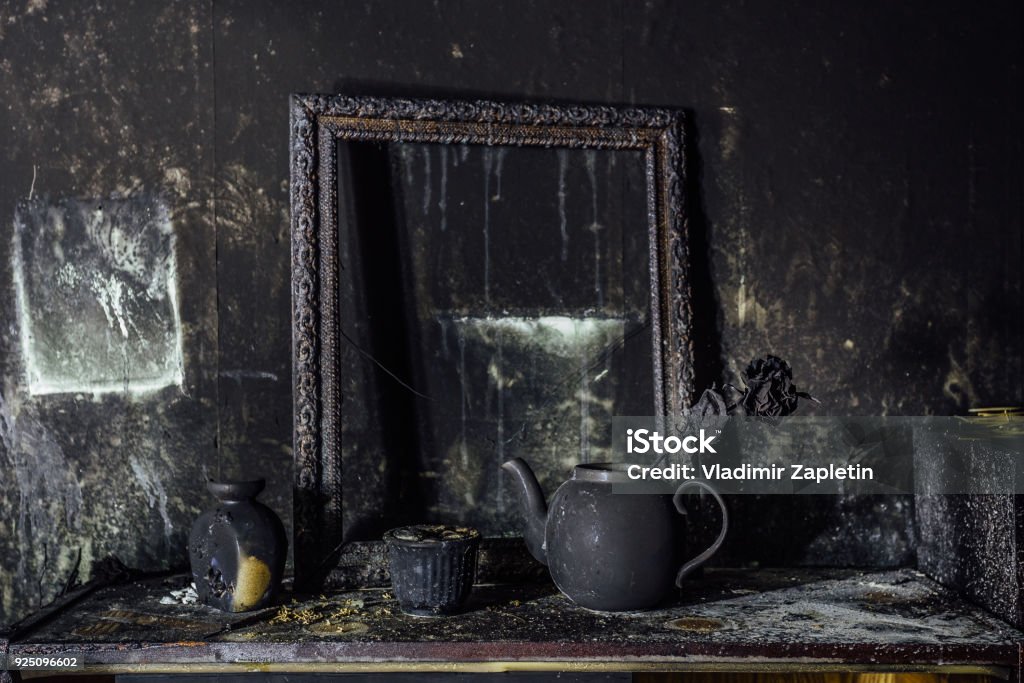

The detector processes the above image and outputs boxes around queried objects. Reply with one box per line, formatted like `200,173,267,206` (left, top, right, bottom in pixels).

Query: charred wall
0,0,1020,625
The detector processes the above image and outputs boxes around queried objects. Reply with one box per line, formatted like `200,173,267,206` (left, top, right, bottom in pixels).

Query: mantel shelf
3,568,1022,677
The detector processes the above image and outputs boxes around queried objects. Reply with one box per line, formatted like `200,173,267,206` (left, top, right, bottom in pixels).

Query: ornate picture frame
289,94,692,589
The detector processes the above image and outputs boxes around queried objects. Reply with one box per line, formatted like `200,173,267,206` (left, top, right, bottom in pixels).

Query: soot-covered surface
914,424,1024,628
7,568,1021,671
0,0,1021,630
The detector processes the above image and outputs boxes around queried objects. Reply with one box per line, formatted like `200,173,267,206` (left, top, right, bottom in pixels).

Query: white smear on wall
557,149,569,261
736,275,768,330
421,146,432,216
492,147,507,201
481,147,508,305
92,272,131,338
129,454,173,544
458,325,469,468
449,315,629,359
85,205,149,282
446,314,629,475
579,346,590,461
584,150,604,308
12,198,184,396
401,145,415,188
438,146,448,232
437,317,450,361
482,147,492,304
219,369,279,383
493,325,505,510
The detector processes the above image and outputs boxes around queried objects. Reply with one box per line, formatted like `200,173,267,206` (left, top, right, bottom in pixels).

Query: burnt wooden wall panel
210,0,628,569
0,0,1021,627
621,1,1022,570
0,0,220,626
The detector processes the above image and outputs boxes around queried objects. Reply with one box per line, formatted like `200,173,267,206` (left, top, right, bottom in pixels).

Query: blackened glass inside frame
336,140,653,539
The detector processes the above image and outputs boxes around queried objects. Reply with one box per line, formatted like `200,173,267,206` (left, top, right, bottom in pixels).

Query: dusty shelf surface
3,568,1022,674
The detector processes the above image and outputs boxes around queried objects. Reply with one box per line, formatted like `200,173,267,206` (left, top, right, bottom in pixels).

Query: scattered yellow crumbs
269,605,321,625
268,598,366,626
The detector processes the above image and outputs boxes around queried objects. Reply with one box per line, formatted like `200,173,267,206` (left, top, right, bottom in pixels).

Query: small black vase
189,479,287,612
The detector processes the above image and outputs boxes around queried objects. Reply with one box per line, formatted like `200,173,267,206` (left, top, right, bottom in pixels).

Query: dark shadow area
681,109,726,397
341,141,429,539
462,581,558,612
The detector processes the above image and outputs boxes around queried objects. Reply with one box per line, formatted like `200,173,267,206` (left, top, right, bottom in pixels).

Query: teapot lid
572,462,634,483
207,479,265,501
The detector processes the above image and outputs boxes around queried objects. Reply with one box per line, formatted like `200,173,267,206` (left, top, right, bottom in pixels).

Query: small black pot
188,479,287,612
384,525,480,616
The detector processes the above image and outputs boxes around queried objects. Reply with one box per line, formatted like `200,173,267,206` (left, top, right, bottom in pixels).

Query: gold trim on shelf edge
18,661,1012,679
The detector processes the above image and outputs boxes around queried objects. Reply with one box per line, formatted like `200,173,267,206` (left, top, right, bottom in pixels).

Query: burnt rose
735,355,815,417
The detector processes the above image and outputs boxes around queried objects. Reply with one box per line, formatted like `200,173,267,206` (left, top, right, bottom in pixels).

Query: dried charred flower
685,355,817,421
732,355,816,417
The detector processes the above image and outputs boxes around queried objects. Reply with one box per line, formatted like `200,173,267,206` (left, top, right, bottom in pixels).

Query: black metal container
384,525,480,616
188,479,287,612
502,459,729,611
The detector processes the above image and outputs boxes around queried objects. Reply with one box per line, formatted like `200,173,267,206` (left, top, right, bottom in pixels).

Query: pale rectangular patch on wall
12,197,184,395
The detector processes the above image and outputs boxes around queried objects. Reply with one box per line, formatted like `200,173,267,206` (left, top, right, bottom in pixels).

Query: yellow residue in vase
233,555,272,611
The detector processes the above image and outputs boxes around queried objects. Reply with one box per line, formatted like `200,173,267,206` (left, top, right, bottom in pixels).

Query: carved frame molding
290,94,692,589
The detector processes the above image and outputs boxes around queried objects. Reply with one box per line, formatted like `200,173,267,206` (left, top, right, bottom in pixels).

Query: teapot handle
672,481,729,587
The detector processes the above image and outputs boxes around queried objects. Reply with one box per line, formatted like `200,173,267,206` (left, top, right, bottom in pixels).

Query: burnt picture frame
289,94,693,591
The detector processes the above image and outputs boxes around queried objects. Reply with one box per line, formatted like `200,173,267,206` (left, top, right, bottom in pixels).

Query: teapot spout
501,458,549,566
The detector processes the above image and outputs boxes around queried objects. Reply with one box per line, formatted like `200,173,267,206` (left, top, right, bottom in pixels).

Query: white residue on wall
93,272,132,338
452,315,627,358
481,146,508,304
86,205,150,282
579,346,590,462
129,454,173,544
12,198,185,396
482,147,492,303
457,324,469,468
492,324,505,511
421,145,432,216
557,148,569,262
584,149,604,308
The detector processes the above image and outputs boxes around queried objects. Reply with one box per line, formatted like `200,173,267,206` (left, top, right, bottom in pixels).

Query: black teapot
502,458,728,611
